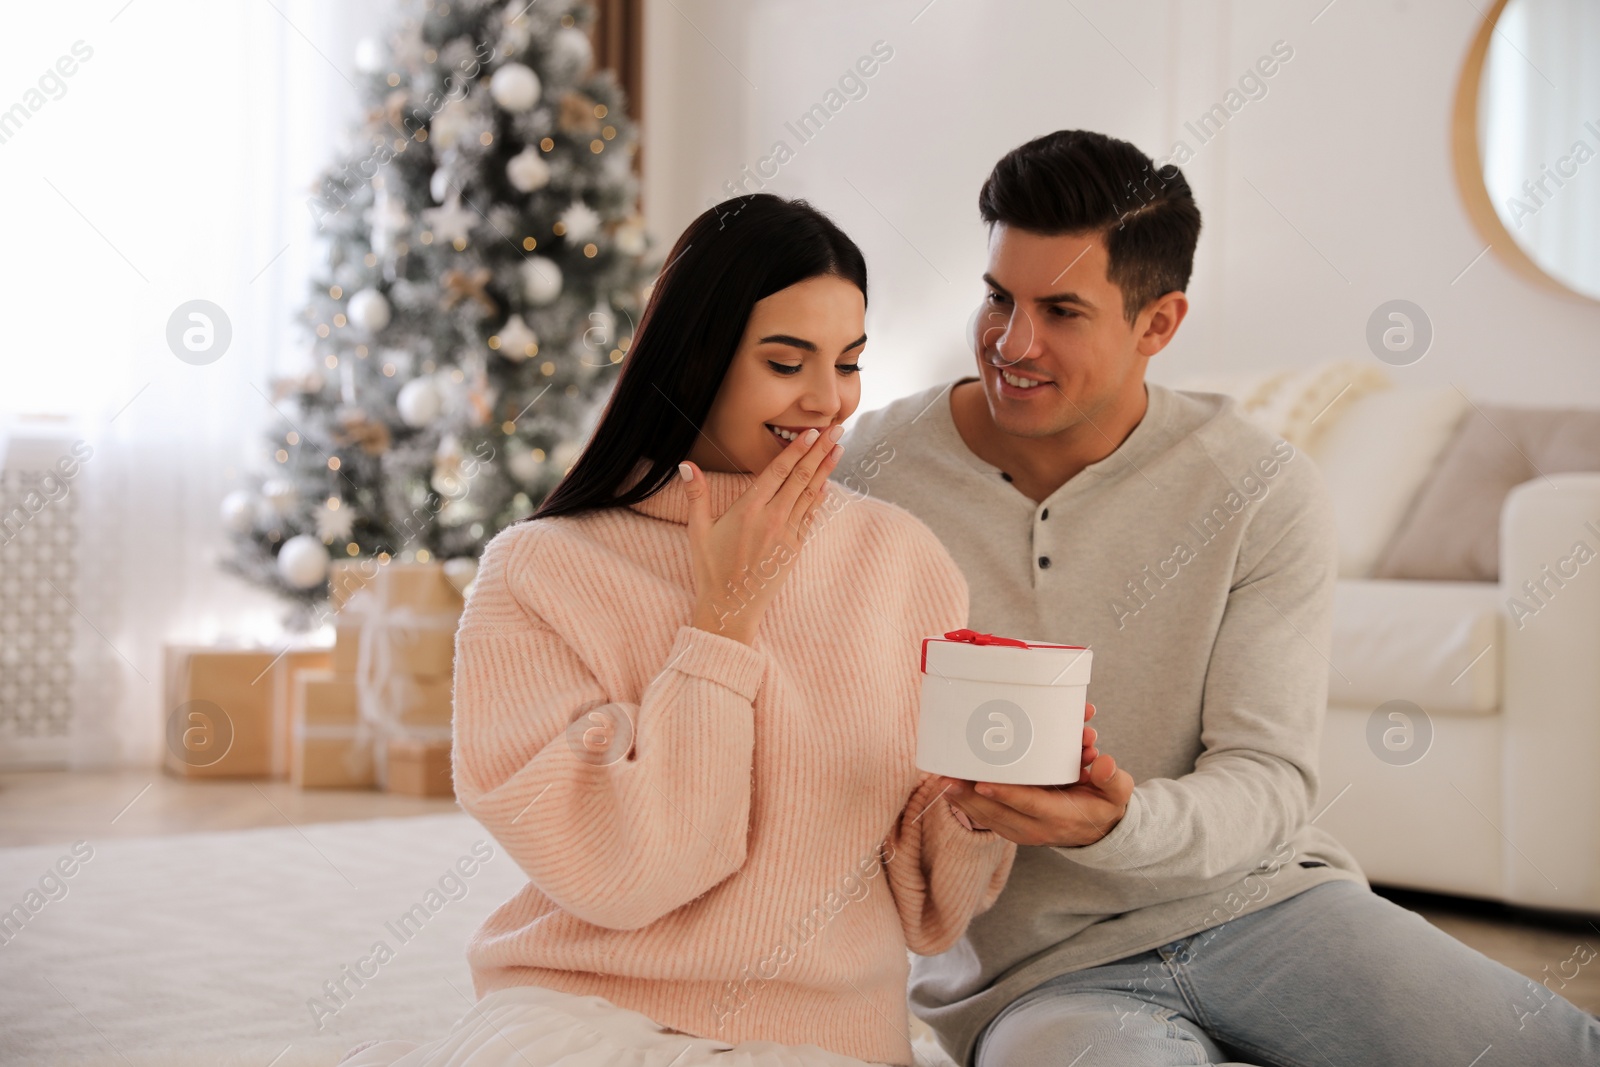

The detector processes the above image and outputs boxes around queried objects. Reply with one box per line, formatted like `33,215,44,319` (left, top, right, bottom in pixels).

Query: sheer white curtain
1,0,399,767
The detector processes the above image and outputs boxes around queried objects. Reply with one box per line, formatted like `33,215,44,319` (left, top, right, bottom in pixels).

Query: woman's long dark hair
529,193,868,521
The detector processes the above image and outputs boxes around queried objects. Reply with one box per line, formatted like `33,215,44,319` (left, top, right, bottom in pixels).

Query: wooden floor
0,766,459,845
2,768,1597,1015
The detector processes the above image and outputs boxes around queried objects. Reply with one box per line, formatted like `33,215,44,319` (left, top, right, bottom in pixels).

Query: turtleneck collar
621,457,842,525
621,458,766,525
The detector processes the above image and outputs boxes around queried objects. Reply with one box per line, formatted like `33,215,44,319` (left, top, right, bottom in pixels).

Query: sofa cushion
1374,405,1600,581
1169,359,1390,449
1328,579,1500,715
1305,387,1471,578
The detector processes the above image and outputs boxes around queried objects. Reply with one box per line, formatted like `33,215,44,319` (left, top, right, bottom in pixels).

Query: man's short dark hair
978,130,1202,325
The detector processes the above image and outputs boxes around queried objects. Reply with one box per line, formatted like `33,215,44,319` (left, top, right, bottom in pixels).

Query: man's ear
1134,290,1189,358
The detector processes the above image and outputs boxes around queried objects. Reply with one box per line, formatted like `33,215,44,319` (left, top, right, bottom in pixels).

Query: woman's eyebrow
759,334,817,352
759,333,868,354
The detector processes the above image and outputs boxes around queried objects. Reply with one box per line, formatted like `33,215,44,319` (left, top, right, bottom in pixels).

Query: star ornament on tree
315,499,356,543
558,89,602,135
559,200,601,243
441,266,498,316
334,408,393,455
423,192,477,245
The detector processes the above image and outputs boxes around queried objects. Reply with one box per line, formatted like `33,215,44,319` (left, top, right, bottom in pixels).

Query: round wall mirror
1453,0,1600,303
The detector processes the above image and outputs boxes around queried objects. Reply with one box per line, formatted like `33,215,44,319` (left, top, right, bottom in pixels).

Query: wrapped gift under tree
164,643,332,779
290,560,464,791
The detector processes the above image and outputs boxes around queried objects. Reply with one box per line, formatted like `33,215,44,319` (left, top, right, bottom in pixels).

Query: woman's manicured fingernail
975,784,992,796
678,462,693,481
803,428,820,445
828,424,844,442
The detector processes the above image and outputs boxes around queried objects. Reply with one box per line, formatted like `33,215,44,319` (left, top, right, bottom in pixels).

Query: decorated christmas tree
221,0,656,620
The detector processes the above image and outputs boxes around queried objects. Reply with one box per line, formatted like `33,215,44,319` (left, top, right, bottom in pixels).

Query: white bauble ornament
520,256,563,306
560,200,601,243
277,534,331,589
429,168,454,203
506,147,551,193
494,314,539,362
261,478,299,515
354,38,386,75
397,377,444,428
347,288,392,334
220,489,261,533
547,27,593,83
443,557,479,595
489,63,541,112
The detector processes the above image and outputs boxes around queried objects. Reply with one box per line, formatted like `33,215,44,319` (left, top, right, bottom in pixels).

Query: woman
342,195,1087,1067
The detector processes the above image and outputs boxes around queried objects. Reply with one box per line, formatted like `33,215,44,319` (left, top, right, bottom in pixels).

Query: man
834,130,1597,1066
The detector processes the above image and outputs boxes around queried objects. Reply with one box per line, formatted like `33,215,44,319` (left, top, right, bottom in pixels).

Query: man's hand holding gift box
917,629,1135,847
940,702,1134,846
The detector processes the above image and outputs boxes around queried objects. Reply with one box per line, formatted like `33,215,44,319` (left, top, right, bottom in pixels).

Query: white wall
641,0,1600,415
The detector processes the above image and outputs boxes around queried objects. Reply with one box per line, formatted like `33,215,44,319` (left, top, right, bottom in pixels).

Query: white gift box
916,629,1093,786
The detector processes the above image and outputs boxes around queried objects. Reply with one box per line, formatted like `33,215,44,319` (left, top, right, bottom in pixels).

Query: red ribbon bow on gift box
943,628,1029,648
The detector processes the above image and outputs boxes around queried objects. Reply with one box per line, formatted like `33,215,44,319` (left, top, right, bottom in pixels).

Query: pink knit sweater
450,463,1016,1066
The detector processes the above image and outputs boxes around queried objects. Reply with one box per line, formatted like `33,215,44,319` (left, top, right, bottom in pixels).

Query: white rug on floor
0,812,526,1067
0,812,957,1067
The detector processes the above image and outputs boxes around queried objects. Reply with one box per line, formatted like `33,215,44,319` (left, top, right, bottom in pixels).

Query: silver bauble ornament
277,534,331,589
347,288,392,334
489,63,541,112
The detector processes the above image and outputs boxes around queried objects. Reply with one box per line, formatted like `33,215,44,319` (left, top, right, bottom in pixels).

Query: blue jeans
974,880,1599,1066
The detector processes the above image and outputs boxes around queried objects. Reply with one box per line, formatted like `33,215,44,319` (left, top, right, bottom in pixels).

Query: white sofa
1174,364,1600,914
1315,473,1600,914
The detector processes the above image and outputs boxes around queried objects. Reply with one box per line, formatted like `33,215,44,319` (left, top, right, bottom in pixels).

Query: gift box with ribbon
163,642,336,779
271,647,333,778
290,667,454,788
329,560,464,615
335,561,462,789
385,737,454,798
916,628,1093,786
291,670,374,789
162,645,279,778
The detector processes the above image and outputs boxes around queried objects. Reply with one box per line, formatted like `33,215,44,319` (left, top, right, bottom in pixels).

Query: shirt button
1038,556,1051,569
1041,508,1049,520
